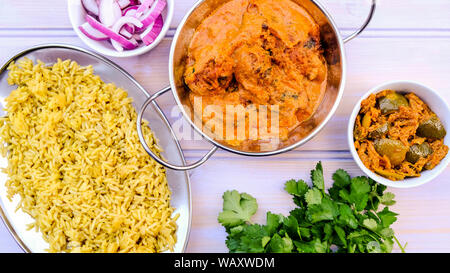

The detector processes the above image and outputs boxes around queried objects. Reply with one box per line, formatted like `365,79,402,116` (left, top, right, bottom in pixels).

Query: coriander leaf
339,176,371,211
285,179,309,197
366,183,385,211
323,223,333,241
282,215,299,239
305,188,322,206
238,224,269,253
350,177,371,209
289,208,306,223
347,244,357,253
225,226,245,252
293,240,313,253
310,222,325,238
285,179,310,208
380,192,396,206
311,162,325,191
294,238,328,253
362,218,378,231
327,186,341,202
347,230,370,241
337,204,358,229
298,227,311,240
329,169,352,201
218,190,257,228
347,230,375,253
367,241,382,253
379,227,394,238
268,234,294,253
334,225,347,248
375,182,388,196
381,237,394,253
332,169,352,188
377,207,398,228
229,225,244,235
262,236,271,248
314,240,329,253
265,212,284,236
307,197,339,223
225,235,242,253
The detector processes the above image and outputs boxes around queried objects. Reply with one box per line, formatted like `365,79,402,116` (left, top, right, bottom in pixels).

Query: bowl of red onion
68,0,173,57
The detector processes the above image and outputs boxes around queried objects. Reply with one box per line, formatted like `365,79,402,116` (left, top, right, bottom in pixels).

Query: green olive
354,127,365,141
416,116,447,139
361,113,372,129
378,92,409,115
406,142,434,164
374,138,409,166
369,122,390,139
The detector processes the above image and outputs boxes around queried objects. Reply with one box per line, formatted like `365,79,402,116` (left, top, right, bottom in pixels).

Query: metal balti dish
137,0,377,171
0,44,191,253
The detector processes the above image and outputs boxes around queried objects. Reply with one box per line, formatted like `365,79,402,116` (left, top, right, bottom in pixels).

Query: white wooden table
0,0,449,253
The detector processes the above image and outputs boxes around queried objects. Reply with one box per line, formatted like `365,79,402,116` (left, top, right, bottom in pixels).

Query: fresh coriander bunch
218,162,406,253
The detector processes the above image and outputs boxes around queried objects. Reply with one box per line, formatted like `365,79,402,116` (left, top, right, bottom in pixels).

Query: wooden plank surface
2,0,450,30
0,0,449,253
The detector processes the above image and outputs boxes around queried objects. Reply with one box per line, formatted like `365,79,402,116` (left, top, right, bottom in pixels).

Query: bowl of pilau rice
0,44,191,253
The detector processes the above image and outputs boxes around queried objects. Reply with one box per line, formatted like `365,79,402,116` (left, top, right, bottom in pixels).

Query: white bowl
68,0,174,58
348,80,450,188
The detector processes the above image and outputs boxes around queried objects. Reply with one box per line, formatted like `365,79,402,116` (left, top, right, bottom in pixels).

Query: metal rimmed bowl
137,0,377,171
0,44,191,253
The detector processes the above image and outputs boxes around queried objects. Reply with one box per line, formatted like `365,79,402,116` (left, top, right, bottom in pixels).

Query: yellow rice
0,58,178,253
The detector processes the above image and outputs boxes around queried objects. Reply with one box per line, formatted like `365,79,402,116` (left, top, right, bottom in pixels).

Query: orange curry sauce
184,0,327,151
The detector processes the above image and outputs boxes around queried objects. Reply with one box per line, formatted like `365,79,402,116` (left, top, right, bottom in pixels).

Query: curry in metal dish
183,0,328,151
354,90,448,181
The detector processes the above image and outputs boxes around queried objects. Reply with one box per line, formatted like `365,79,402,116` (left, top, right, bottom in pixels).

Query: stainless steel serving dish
137,0,377,171
0,44,191,253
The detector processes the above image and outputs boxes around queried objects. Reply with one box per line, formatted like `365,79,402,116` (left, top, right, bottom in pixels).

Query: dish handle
343,0,376,43
137,87,218,171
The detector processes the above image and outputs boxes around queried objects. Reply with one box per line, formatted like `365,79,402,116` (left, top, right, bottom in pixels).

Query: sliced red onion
112,37,139,52
79,0,166,52
122,5,139,16
123,23,135,34
119,28,133,39
79,22,109,41
137,0,166,32
112,16,143,32
117,0,131,9
140,14,163,46
98,0,122,27
82,0,99,16
132,33,142,41
86,15,139,50
122,5,139,33
111,40,124,52
136,0,155,17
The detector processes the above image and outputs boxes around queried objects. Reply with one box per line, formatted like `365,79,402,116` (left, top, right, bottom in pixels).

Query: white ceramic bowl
348,80,450,188
68,0,174,58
